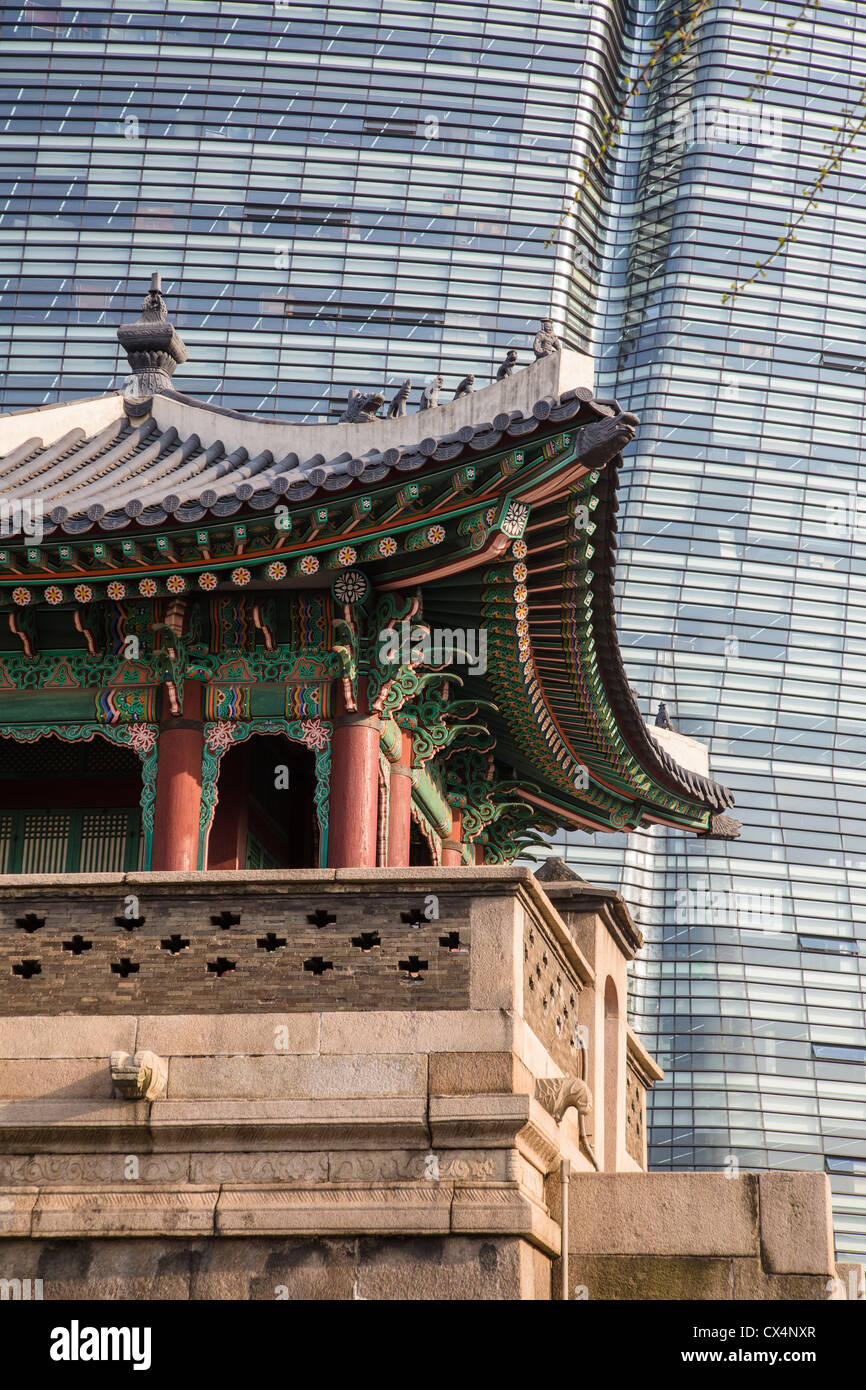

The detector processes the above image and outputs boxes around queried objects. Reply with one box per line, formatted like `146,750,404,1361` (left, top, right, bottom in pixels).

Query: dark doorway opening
208,734,317,869
409,817,435,866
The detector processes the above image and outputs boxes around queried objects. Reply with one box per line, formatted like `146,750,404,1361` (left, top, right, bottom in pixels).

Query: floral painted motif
513,584,528,603
107,581,126,600
205,720,236,753
44,585,64,606
336,546,357,566
198,572,218,591
426,525,445,545
501,499,530,539
138,578,158,598
299,555,319,575
298,718,331,751
231,567,252,587
127,724,158,754
332,568,368,605
267,561,288,581
512,562,528,582
378,537,398,557
515,603,528,621
12,587,31,606
73,584,93,603
512,539,528,559
166,574,186,594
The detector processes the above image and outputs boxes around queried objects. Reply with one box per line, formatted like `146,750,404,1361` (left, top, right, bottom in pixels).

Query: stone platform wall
0,869,855,1301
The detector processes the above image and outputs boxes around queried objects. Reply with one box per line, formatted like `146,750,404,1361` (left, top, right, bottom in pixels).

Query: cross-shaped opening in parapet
439,931,461,951
12,959,41,979
207,957,236,977
110,958,140,978
115,913,146,930
211,910,241,928
351,932,381,951
307,909,336,928
160,935,190,954
258,933,287,952
303,956,333,975
63,936,92,955
15,913,44,933
400,908,426,929
399,955,428,980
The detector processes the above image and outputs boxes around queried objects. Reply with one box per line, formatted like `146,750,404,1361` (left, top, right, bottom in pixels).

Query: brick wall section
0,875,474,1015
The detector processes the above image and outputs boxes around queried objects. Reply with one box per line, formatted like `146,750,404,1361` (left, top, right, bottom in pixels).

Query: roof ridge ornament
117,271,188,416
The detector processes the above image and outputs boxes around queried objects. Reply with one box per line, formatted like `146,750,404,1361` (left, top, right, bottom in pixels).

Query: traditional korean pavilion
0,278,736,875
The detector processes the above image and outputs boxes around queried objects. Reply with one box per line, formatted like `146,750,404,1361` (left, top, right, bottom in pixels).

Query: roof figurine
655,702,672,729
419,375,443,410
388,379,412,418
116,271,187,408
453,374,474,399
339,388,385,423
496,349,519,380
533,318,561,359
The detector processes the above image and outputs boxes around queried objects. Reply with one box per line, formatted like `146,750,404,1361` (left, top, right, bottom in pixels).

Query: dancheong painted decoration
0,276,736,875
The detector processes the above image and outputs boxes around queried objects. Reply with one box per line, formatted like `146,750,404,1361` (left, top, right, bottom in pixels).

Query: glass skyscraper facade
0,0,624,418
1,0,864,1263
559,0,866,1265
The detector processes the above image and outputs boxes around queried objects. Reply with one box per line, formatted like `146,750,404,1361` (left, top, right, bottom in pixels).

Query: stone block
32,1188,218,1238
467,893,519,1011
149,1096,429,1151
137,1012,321,1056
0,1154,189,1185
190,1152,328,1184
194,1236,357,1301
0,1059,114,1100
732,1260,833,1300
428,1051,533,1096
167,1054,427,1101
833,1262,865,1300
0,1186,38,1236
758,1172,835,1276
319,1010,512,1055
0,1099,149,1141
216,1184,452,1235
451,1185,560,1255
568,1172,759,1257
353,1235,538,1300
570,1254,736,1301
0,1237,204,1300
0,1016,136,1059
430,1093,532,1148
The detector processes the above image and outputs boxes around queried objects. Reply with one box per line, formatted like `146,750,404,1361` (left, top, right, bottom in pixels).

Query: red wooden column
441,807,464,867
327,678,382,868
150,681,204,871
387,730,414,867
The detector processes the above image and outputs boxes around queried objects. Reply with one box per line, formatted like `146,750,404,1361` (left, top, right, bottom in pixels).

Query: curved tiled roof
0,349,735,825
0,350,601,536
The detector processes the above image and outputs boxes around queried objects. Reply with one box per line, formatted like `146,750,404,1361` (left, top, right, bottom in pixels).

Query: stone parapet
0,869,854,1300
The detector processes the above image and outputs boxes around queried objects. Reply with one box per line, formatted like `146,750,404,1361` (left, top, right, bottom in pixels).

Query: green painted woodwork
0,806,142,874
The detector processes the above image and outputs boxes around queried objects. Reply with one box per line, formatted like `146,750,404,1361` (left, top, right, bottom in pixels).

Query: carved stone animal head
574,411,639,469
341,389,385,422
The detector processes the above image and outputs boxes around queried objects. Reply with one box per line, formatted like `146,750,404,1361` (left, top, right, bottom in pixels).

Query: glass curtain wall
0,0,624,417
558,0,866,1264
